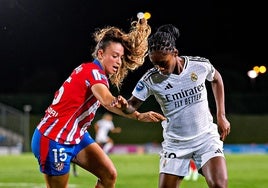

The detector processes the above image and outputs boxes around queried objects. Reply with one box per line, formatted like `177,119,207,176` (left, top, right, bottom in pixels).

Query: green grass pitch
0,153,267,188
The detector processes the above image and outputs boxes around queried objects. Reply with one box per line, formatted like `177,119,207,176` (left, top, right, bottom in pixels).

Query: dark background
0,0,267,114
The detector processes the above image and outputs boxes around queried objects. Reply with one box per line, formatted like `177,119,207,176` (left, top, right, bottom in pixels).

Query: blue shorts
31,129,95,176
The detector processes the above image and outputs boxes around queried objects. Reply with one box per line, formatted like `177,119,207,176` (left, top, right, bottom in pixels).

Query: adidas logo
164,83,173,90
215,148,223,154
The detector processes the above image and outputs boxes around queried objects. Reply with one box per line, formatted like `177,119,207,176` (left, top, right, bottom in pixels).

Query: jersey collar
93,59,104,70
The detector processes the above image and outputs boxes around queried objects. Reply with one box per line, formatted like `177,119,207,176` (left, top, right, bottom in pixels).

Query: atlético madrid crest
54,162,64,171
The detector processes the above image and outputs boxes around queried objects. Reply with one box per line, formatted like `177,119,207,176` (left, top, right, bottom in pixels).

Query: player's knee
207,176,228,188
101,168,117,187
108,168,117,182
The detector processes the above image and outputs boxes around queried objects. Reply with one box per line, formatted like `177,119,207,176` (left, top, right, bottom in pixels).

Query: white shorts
95,135,109,143
159,132,225,177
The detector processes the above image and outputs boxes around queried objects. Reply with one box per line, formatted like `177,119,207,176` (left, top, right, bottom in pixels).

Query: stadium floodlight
259,65,266,74
247,70,258,79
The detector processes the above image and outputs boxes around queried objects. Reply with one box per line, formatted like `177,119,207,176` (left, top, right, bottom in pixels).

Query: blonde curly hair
92,18,151,89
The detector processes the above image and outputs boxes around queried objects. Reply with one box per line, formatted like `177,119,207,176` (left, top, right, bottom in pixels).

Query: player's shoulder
71,62,96,73
183,56,211,64
81,61,99,69
81,61,107,77
141,67,159,81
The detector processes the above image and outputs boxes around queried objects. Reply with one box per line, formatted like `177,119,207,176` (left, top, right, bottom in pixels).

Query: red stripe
40,134,50,172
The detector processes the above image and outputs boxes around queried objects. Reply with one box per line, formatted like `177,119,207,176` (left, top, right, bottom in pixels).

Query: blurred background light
253,66,260,74
247,70,258,79
259,65,266,74
144,12,151,20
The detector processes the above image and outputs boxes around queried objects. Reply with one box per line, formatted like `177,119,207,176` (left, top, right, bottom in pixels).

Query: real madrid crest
191,72,198,82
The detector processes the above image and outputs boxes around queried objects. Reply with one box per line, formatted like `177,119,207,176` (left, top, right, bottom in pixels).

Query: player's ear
97,49,104,60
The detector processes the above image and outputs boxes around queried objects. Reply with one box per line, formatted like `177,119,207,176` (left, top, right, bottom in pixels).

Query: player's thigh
74,143,116,176
159,173,183,188
44,173,69,188
202,156,227,180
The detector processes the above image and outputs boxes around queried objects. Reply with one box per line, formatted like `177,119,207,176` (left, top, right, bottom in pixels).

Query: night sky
0,0,266,97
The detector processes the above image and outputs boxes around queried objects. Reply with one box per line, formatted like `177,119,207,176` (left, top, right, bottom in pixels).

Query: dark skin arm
211,69,231,141
127,96,144,112
114,95,166,122
115,95,166,121
120,95,144,114
114,94,144,115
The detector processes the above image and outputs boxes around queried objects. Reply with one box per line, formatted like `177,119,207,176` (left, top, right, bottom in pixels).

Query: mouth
113,66,119,73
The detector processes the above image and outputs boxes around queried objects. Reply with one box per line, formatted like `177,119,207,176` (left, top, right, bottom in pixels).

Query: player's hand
110,95,127,109
137,111,166,122
111,95,136,114
217,116,231,141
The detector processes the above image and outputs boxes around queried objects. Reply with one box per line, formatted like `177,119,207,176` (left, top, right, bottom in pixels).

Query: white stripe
92,69,101,80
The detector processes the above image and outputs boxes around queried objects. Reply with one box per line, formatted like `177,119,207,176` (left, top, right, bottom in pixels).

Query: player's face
99,42,124,75
149,51,177,75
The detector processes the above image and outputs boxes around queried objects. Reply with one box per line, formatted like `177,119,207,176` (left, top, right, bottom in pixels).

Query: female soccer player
31,17,165,188
119,24,231,188
94,113,121,154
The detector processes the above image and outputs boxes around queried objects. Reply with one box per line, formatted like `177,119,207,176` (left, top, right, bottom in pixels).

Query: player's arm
111,127,122,134
91,83,165,122
115,95,165,122
211,69,230,141
127,95,144,112
112,95,143,114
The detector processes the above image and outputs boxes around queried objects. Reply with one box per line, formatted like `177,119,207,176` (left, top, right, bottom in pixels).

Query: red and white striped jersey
37,60,109,144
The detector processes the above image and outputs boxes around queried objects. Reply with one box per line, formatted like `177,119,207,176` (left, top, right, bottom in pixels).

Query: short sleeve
84,63,109,88
132,80,151,101
206,62,216,82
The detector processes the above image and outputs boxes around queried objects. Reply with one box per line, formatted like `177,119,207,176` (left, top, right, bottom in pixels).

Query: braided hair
148,24,180,54
92,19,151,89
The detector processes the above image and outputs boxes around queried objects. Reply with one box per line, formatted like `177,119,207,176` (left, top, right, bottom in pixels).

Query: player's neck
173,59,184,75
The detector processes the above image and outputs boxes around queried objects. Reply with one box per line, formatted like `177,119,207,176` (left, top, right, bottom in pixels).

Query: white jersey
95,119,115,143
132,56,218,141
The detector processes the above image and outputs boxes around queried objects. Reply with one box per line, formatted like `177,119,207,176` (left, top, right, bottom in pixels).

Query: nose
117,57,123,65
